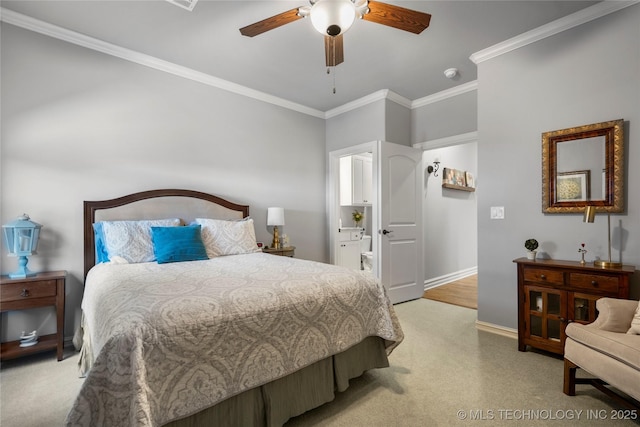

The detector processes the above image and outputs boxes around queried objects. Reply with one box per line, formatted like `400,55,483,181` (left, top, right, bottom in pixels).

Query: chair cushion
566,322,640,371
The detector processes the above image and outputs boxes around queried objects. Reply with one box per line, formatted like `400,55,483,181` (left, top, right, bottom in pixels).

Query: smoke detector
444,68,458,79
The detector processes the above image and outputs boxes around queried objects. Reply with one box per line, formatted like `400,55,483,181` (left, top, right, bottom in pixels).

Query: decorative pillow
92,222,110,264
194,218,260,257
97,218,181,263
150,225,208,264
628,301,640,335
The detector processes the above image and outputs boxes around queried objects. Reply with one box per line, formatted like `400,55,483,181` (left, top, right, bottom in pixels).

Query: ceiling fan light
310,0,356,36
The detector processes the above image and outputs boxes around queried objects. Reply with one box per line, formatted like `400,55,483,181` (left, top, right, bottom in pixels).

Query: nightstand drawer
568,273,619,294
523,268,564,286
0,280,57,302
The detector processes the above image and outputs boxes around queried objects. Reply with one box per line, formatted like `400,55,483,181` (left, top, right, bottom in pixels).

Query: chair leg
563,358,577,396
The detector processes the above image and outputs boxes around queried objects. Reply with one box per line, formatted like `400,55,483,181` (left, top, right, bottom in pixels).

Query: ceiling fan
239,0,431,67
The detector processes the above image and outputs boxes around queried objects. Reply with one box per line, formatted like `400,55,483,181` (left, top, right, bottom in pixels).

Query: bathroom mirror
542,119,624,213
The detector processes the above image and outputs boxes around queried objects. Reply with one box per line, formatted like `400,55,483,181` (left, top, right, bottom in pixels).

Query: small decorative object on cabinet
267,207,285,249
513,258,634,355
262,246,295,257
2,214,42,279
0,271,66,361
524,238,539,260
352,210,363,228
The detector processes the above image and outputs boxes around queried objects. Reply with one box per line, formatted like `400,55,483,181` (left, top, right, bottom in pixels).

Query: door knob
382,229,392,235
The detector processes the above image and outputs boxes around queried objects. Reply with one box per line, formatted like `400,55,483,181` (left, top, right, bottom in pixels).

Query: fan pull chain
333,67,336,94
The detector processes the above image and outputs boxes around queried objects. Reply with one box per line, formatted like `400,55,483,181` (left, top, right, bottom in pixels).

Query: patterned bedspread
66,253,403,426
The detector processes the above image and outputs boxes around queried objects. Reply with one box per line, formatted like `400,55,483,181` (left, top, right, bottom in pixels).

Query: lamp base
272,226,281,249
593,260,623,269
8,255,36,279
9,268,36,279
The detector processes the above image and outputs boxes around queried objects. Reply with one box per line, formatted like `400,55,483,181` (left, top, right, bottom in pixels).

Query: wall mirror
542,119,624,213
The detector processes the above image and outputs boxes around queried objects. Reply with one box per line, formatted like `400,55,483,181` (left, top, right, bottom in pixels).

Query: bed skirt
163,336,389,427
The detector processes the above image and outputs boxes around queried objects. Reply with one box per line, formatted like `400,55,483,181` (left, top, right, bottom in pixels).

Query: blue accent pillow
93,222,110,263
150,225,209,264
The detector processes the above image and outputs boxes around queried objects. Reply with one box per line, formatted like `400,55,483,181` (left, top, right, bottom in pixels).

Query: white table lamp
267,207,285,249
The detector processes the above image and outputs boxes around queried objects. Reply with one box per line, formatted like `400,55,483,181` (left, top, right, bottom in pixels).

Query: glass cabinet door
524,285,567,345
569,293,600,324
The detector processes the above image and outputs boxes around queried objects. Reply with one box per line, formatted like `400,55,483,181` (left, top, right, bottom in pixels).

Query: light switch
491,206,505,219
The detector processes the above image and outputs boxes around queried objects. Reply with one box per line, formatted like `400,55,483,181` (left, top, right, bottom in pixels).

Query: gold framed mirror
542,119,624,213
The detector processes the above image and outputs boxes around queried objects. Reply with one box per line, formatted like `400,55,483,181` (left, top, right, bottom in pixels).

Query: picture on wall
441,167,476,192
443,168,467,187
465,172,475,189
556,170,591,202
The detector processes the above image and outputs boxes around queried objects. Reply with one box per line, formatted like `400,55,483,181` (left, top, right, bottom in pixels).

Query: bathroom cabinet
336,228,362,270
340,155,372,206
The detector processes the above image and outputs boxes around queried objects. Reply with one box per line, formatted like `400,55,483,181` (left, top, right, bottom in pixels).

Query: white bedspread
66,253,403,426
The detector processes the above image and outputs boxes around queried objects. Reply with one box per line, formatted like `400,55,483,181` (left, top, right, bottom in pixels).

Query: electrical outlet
491,206,505,219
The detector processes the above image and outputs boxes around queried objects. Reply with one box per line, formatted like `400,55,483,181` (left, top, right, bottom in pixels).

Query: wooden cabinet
513,258,634,355
1,271,66,361
263,246,295,257
340,154,372,206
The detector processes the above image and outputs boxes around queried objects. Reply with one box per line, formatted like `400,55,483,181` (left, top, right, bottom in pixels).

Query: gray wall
477,5,640,329
423,143,478,280
1,25,326,341
412,91,477,143
325,100,385,152
385,100,411,147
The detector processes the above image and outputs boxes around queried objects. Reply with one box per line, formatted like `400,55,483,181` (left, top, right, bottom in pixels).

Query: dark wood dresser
513,258,635,355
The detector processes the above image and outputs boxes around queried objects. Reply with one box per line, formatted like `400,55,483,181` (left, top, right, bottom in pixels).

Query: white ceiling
2,1,599,112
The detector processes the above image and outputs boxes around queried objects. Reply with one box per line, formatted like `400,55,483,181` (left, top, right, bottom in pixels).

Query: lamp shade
3,214,41,256
267,207,285,226
310,0,356,36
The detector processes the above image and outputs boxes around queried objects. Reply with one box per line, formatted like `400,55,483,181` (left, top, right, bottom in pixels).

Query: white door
375,141,424,304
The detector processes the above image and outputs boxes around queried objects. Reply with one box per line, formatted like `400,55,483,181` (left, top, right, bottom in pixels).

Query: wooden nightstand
263,246,295,257
0,271,66,361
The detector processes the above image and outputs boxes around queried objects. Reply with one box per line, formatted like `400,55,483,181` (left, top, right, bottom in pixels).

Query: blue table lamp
3,214,42,278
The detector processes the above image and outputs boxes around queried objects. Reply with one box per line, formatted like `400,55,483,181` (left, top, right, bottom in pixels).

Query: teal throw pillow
151,225,209,264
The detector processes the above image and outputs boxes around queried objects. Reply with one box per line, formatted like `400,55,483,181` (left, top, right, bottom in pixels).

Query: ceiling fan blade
239,8,303,37
363,1,431,34
325,35,344,67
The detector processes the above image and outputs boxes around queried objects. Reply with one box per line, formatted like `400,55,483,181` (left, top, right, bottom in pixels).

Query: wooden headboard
83,189,249,279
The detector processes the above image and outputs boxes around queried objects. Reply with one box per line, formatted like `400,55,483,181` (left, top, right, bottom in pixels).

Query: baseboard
423,267,478,290
475,320,518,340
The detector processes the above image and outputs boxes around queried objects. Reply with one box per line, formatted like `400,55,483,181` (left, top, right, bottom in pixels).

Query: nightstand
263,246,295,257
0,271,66,361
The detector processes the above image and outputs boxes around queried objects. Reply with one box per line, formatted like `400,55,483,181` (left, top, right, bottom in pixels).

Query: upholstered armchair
564,297,640,408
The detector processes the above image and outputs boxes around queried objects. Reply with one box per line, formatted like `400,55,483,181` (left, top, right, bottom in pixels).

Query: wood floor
422,274,477,309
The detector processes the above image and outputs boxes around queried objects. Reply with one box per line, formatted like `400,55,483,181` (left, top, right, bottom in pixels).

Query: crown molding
324,89,388,119
413,131,479,151
0,7,326,119
411,81,478,109
470,0,639,64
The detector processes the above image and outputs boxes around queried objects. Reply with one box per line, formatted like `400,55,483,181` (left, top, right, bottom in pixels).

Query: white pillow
628,301,640,335
100,219,181,263
194,218,260,257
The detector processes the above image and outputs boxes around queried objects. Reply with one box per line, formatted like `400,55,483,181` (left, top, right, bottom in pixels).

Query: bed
66,189,403,427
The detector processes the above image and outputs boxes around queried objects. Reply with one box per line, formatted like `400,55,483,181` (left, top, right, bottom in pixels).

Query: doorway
329,141,424,304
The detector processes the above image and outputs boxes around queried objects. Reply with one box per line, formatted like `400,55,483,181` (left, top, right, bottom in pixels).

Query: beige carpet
1,299,636,426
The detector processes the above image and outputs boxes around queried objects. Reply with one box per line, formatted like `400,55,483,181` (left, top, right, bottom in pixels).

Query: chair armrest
587,298,639,332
